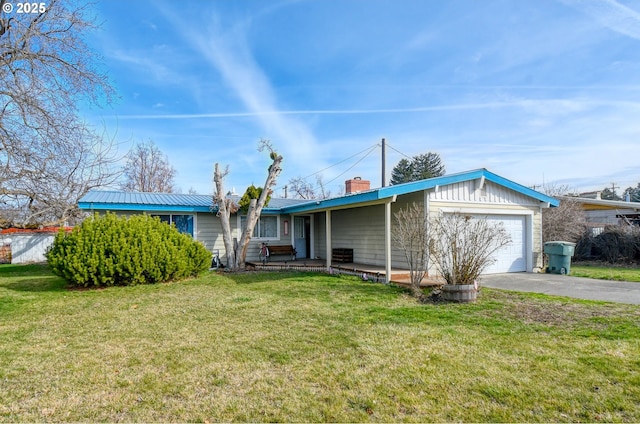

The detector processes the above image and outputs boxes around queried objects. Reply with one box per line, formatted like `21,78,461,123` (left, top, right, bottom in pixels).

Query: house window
240,215,279,239
151,214,194,237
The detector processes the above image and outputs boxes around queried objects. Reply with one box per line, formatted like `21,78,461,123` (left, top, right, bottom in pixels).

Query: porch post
325,209,332,271
385,200,392,284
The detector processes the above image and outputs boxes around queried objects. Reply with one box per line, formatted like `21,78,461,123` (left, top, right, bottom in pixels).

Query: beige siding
532,208,543,270
194,213,225,253
332,205,387,266
324,195,424,269
390,191,425,270
313,212,326,258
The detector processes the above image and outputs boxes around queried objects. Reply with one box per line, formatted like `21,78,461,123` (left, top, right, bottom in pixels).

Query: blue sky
82,0,640,197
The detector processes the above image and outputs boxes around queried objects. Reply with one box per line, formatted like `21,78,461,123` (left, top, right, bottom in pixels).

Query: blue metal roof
78,170,558,214
280,168,559,214
79,191,215,212
78,190,309,213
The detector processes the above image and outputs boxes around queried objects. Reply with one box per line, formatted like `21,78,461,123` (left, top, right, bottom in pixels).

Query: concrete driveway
481,273,640,305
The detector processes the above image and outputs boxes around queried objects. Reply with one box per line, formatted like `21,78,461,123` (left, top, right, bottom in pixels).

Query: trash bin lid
544,241,576,246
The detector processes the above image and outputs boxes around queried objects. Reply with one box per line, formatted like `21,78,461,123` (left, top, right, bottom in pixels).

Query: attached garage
281,169,558,280
480,215,527,274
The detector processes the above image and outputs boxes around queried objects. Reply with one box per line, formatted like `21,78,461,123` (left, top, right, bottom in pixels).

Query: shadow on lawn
0,264,68,292
0,263,51,276
0,275,68,292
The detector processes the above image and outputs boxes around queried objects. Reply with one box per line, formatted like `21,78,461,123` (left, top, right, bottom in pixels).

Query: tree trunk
213,163,237,269
213,142,283,270
236,153,283,268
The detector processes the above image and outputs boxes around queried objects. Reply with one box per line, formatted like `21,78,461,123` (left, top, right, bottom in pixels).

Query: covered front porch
245,259,442,287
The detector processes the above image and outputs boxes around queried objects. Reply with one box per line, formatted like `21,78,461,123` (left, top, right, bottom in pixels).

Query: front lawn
571,263,640,282
1,264,639,422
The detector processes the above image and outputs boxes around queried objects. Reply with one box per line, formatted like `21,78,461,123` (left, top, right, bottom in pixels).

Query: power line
275,143,380,195
322,144,379,187
299,143,380,180
384,142,413,160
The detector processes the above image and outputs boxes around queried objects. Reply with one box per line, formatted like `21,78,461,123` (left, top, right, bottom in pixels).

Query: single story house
78,169,558,281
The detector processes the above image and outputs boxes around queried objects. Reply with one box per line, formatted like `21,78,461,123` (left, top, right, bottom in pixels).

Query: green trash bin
544,241,576,275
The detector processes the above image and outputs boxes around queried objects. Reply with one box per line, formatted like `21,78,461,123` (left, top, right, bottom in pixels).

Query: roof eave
78,202,214,213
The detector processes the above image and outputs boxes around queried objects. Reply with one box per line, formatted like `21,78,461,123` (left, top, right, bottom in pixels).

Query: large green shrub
47,213,211,287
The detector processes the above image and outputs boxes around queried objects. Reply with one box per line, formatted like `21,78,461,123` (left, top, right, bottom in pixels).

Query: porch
245,259,442,287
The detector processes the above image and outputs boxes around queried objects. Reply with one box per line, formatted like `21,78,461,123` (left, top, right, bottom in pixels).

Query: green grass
571,263,640,282
1,264,639,422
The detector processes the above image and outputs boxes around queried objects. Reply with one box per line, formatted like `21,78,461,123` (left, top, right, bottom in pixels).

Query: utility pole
283,185,288,199
381,137,386,187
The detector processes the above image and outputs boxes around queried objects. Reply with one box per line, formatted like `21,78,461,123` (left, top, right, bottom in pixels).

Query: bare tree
121,140,177,193
287,175,332,200
288,177,315,199
0,0,117,226
213,140,283,270
0,127,121,226
428,213,511,286
393,202,429,298
542,184,587,243
315,175,332,199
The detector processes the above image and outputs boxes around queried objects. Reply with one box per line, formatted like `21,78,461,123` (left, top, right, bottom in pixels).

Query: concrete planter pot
442,284,478,303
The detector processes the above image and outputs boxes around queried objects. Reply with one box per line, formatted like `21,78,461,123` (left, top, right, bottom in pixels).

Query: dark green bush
47,213,211,287
575,225,640,263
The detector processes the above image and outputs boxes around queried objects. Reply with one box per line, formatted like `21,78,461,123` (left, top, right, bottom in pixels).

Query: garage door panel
475,215,526,274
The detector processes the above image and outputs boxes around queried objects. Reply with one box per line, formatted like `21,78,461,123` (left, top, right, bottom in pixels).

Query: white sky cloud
561,0,640,40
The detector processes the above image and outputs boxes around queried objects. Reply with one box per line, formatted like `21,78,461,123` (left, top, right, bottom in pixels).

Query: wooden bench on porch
332,248,353,263
268,244,297,261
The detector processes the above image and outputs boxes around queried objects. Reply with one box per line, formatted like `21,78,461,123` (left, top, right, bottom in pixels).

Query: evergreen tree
600,187,622,201
390,159,414,185
239,185,270,214
390,152,445,185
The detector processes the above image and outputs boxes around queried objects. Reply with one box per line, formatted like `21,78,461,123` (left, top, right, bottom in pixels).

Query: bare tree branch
542,183,586,243
0,0,118,227
428,213,511,286
121,140,177,193
393,202,429,297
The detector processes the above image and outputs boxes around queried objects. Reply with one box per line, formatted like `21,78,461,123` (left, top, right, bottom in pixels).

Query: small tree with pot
428,212,511,301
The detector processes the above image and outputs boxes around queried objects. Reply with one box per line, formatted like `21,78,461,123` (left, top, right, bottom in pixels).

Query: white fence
1,233,56,264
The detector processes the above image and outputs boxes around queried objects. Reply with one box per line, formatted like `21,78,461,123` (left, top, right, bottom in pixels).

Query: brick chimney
345,177,370,194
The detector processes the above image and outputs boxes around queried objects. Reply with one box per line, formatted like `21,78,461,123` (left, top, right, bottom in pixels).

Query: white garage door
478,215,527,274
